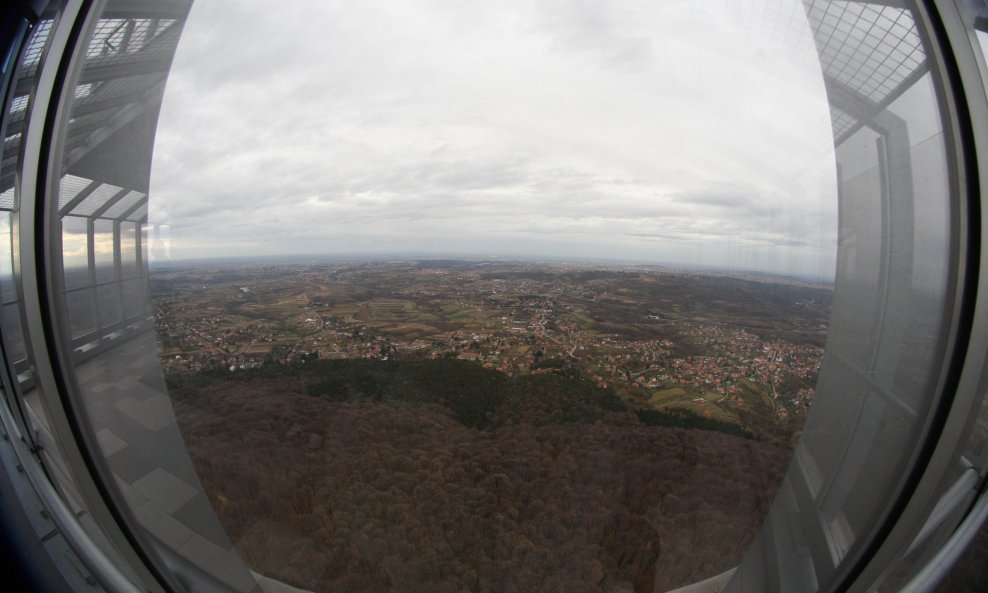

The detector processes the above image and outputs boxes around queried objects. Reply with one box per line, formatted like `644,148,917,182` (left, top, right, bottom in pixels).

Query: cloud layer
150,0,838,279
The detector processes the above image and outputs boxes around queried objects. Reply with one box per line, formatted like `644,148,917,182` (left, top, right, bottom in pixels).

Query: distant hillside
170,359,762,439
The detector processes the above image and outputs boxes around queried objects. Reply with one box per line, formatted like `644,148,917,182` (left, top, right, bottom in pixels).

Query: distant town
153,259,830,439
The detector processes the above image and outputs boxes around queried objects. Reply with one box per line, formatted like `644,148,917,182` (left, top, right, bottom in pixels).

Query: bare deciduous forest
171,365,791,593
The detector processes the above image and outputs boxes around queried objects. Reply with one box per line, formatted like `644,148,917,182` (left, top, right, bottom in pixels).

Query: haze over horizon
144,0,839,280
139,252,836,286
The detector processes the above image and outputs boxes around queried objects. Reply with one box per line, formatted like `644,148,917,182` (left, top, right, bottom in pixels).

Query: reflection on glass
62,215,90,290
140,224,150,265
2,303,27,363
96,283,122,328
0,213,15,304
93,219,115,284
66,287,97,340
122,279,144,319
42,2,260,592
727,2,964,591
120,221,138,278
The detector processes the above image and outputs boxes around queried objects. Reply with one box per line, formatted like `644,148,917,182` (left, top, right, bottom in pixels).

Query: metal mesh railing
806,0,925,105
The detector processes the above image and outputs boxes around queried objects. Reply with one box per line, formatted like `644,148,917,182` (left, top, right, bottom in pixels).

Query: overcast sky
149,0,838,280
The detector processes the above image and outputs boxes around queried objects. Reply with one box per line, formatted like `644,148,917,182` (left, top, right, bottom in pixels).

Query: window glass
2,303,27,364
39,3,262,592
0,213,15,304
120,221,138,279
0,6,177,590
61,215,90,290
122,278,145,319
140,224,150,270
93,219,115,284
96,283,122,328
143,1,840,591
726,3,961,591
933,521,988,593
66,287,97,340
835,125,881,182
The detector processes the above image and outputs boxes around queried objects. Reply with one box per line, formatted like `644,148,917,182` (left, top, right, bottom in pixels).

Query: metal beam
63,101,154,174
1,158,16,180
69,79,165,118
89,186,129,219
852,0,908,7
97,0,191,21
826,64,929,144
58,179,99,217
3,113,27,136
116,194,146,222
14,55,171,96
0,172,13,195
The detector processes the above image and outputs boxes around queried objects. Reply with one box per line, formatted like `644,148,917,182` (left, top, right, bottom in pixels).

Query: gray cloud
149,0,838,279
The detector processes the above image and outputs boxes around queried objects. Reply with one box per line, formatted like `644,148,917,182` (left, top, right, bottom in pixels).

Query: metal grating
8,96,29,114
85,18,175,59
1,154,16,174
85,18,121,57
60,19,179,166
67,110,111,131
154,19,176,38
58,175,94,210
830,104,858,141
668,1,827,147
0,187,13,211
101,191,146,220
2,133,21,155
805,0,925,105
126,202,148,222
2,133,22,178
691,0,817,53
84,18,180,68
123,19,155,52
6,107,27,129
67,183,124,217
21,19,54,70
73,73,164,107
74,83,95,99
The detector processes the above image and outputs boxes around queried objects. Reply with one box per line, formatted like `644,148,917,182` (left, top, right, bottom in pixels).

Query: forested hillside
170,360,791,593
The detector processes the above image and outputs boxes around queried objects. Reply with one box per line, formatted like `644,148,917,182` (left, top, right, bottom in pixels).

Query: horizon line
137,252,836,286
